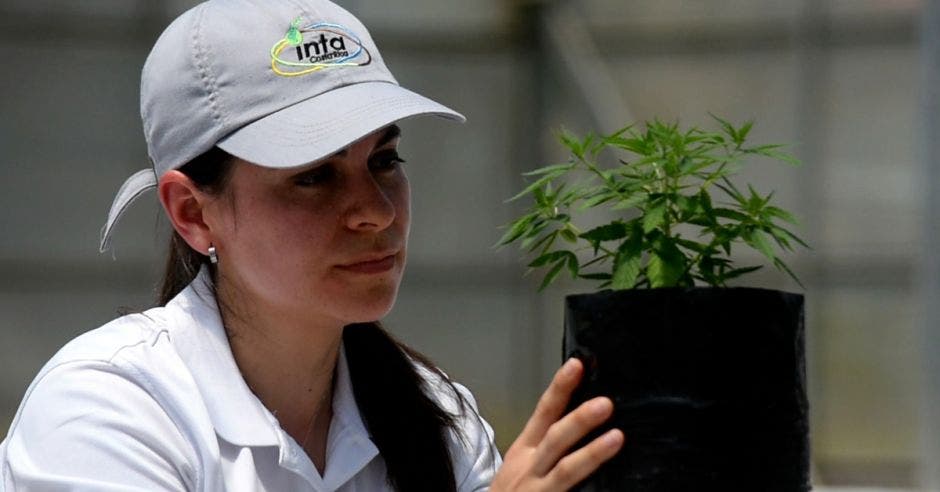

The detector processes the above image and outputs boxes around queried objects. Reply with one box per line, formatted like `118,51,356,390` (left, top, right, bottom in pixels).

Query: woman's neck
216,279,343,474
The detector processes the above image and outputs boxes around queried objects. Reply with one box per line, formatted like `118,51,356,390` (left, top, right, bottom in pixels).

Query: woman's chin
338,294,398,324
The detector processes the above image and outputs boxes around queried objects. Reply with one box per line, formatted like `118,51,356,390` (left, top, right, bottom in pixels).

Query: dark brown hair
158,147,462,491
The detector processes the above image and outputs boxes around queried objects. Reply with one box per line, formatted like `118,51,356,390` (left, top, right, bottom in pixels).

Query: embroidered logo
270,18,372,77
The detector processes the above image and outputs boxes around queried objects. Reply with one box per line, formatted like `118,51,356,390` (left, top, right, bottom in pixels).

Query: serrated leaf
687,217,714,227
750,147,800,165
579,272,612,280
611,233,643,289
520,223,549,249
559,188,579,205
723,265,763,280
765,205,798,224
521,219,548,239
647,238,687,288
558,127,580,150
746,184,769,212
581,255,610,269
676,238,709,254
566,252,579,278
698,189,714,213
609,136,650,155
580,192,617,209
663,155,680,176
776,226,810,249
522,162,575,176
743,229,776,262
538,260,566,291
602,123,634,143
560,229,578,243
558,128,595,160
509,171,563,202
495,213,535,246
642,198,668,233
718,177,746,201
532,185,547,207
528,250,569,268
676,194,698,217
709,113,737,141
580,222,629,243
524,230,557,253
713,208,749,222
769,228,793,251
736,120,754,145
611,252,641,290
611,193,648,211
774,257,805,288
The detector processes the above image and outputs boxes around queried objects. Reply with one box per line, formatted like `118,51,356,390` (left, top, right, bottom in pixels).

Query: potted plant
497,116,810,491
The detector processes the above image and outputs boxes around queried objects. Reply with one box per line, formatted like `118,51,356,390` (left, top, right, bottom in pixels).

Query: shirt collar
165,267,280,447
164,265,379,474
322,343,380,489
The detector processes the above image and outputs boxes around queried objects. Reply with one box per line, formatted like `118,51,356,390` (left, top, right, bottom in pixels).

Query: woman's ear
158,170,214,255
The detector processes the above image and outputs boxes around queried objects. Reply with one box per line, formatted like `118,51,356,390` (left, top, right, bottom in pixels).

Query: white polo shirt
0,269,500,491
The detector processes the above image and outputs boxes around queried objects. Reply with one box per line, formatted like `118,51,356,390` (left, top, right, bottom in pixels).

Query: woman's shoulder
42,307,171,369
11,307,188,411
1,307,205,490
410,359,473,413
6,305,199,436
3,302,211,438
408,359,503,490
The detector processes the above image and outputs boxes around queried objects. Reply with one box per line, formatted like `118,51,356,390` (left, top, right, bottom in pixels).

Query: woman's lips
337,254,396,274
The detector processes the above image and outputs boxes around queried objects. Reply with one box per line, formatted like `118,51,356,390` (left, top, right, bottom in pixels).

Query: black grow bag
563,287,809,492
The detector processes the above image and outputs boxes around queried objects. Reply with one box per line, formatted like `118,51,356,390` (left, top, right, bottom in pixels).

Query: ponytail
344,324,459,491
158,231,205,306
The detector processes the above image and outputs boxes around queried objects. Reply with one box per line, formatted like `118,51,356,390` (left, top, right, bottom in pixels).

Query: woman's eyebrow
376,124,402,147
330,125,402,158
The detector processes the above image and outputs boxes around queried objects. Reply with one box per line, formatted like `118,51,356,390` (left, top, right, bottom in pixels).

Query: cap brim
216,81,465,168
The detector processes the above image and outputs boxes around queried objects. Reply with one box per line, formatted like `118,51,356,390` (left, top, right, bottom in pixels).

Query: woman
0,0,623,490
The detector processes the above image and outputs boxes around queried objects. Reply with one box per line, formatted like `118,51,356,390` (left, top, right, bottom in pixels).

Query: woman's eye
370,151,406,172
294,166,334,186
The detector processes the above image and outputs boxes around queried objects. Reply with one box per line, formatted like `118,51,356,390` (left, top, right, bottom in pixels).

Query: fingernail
592,398,611,416
603,429,623,448
563,358,578,376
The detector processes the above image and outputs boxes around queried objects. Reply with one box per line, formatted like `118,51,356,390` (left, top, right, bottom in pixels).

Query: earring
208,245,218,265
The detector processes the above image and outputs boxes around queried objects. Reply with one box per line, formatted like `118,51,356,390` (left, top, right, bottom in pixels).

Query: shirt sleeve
447,382,503,492
2,360,196,491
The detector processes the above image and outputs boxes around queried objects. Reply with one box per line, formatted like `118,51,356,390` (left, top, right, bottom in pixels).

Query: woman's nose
343,173,397,231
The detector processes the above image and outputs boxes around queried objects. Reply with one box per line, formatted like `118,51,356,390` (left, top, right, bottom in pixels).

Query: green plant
496,116,809,291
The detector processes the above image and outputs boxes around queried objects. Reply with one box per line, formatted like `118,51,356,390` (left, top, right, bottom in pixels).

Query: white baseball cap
100,0,464,252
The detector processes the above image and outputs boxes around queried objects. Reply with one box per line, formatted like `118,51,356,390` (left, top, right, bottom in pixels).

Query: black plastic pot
563,287,809,492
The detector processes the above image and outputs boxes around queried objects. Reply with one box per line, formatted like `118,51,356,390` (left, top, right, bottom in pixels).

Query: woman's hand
491,358,624,491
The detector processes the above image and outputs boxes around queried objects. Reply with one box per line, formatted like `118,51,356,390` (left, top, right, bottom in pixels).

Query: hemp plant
497,116,808,291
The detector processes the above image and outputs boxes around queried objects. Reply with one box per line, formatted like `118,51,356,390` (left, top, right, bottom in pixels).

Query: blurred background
0,0,937,489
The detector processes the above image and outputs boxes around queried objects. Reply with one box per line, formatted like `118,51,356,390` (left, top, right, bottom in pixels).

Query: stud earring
208,245,218,265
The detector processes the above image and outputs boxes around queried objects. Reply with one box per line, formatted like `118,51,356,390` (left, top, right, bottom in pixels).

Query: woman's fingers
516,358,583,447
530,396,614,477
544,428,625,489
493,358,624,492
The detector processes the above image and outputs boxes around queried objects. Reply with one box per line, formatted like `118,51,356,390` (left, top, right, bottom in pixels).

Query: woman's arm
490,358,624,492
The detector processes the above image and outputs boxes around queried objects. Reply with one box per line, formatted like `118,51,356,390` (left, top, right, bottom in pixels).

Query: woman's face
205,125,410,326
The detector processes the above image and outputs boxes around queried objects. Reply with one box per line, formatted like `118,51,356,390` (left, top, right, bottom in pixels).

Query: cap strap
99,169,158,253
